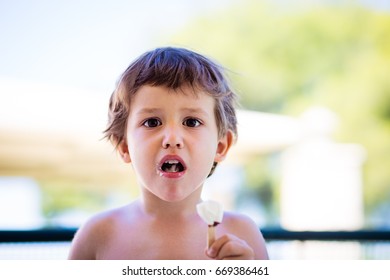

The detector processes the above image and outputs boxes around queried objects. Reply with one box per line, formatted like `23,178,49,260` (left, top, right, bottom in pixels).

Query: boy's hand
206,234,255,260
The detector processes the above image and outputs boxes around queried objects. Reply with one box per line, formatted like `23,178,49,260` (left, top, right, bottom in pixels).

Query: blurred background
0,0,389,259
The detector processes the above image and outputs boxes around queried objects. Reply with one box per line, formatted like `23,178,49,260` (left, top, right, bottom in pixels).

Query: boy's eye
143,118,161,127
183,118,201,128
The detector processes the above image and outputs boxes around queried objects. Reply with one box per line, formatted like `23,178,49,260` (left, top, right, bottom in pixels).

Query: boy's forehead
134,85,213,102
130,85,215,113
143,84,206,96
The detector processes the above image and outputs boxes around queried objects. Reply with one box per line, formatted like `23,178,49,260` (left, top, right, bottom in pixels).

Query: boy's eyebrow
135,108,162,115
181,107,210,117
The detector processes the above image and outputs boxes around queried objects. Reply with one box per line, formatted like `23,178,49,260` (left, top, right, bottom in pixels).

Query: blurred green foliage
172,1,390,218
40,181,106,217
39,176,137,222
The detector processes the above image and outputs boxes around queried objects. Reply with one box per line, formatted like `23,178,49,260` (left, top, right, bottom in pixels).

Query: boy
68,47,268,260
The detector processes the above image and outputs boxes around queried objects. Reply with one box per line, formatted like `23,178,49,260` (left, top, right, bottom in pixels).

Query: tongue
166,164,179,173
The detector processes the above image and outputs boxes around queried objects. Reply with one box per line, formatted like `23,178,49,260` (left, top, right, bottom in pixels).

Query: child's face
118,85,232,202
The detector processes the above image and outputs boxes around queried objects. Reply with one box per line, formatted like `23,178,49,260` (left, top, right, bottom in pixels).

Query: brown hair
104,47,238,147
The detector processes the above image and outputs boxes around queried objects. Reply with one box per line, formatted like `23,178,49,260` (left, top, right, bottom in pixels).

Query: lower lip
157,170,186,179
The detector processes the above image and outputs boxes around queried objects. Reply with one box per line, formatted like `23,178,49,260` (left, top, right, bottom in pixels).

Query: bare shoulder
68,205,129,260
222,211,269,260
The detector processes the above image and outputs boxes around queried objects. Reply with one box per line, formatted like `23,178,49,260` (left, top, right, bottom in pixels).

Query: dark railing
0,228,389,243
0,228,77,243
261,228,390,241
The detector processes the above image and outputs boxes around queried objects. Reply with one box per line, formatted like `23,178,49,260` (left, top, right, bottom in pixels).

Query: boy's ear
117,139,131,163
214,130,234,163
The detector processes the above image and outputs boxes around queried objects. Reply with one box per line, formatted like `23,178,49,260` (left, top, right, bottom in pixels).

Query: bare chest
97,222,213,260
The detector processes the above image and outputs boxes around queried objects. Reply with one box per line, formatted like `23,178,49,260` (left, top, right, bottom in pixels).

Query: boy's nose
162,126,184,149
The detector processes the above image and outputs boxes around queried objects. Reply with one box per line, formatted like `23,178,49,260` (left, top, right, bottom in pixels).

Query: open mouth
158,156,187,177
161,160,185,173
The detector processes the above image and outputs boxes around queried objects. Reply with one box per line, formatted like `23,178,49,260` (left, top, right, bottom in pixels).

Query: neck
138,188,203,221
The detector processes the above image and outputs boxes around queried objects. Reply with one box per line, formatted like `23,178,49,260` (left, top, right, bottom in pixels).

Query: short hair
104,47,238,146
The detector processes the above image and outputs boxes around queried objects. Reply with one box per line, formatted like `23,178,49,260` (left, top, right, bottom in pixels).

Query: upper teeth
166,160,179,164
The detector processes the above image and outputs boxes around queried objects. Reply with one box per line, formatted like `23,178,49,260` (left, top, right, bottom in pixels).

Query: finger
206,234,235,259
217,240,248,260
213,235,255,260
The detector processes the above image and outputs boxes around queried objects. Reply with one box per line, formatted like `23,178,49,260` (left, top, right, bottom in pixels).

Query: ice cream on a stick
196,200,223,248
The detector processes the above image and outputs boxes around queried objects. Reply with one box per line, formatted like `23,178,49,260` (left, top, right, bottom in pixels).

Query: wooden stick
207,226,216,248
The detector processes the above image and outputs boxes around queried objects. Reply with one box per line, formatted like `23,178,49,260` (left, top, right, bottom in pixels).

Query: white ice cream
196,200,223,226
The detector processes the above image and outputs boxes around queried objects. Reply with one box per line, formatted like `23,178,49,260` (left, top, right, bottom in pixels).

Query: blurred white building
280,107,366,230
